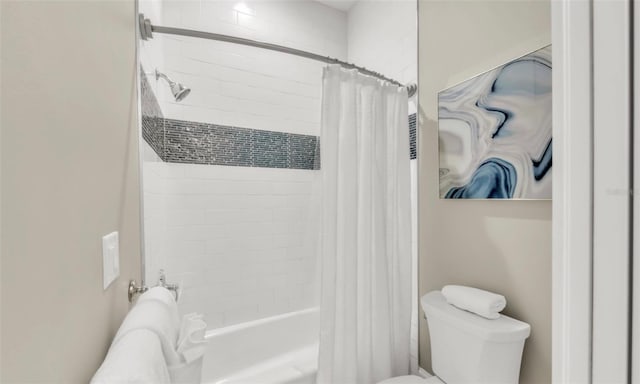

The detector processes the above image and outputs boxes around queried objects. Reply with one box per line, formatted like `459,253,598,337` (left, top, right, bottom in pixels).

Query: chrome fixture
139,14,418,98
128,270,180,303
155,69,191,102
128,279,147,303
158,269,180,301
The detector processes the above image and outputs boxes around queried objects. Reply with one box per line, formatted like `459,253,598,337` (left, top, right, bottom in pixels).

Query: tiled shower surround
142,69,416,167
142,69,319,170
138,0,418,340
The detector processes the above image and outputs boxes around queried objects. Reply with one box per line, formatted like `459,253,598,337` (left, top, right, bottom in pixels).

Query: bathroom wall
0,1,141,382
139,0,344,328
418,1,552,383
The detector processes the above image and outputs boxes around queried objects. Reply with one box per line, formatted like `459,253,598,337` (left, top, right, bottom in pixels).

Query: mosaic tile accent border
409,113,417,160
163,119,320,170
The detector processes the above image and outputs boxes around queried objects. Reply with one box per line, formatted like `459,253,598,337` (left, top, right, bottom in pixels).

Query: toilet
381,290,531,384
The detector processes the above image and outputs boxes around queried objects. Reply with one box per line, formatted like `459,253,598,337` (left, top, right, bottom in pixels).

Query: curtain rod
139,14,417,98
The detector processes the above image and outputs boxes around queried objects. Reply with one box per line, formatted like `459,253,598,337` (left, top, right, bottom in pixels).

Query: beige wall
417,1,552,383
0,1,141,382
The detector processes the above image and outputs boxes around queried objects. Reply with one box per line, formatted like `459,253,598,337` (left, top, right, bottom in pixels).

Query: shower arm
155,70,173,84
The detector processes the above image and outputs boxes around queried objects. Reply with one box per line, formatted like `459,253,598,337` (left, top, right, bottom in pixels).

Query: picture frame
438,45,552,200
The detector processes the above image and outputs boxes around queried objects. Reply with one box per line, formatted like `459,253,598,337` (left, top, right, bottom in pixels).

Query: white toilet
381,290,531,384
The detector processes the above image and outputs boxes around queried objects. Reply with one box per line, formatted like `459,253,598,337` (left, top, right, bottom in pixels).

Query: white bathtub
201,308,320,384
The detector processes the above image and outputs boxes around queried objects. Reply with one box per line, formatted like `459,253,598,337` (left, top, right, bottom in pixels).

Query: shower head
155,70,191,102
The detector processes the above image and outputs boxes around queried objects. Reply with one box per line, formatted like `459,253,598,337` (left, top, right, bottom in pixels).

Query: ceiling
315,0,358,12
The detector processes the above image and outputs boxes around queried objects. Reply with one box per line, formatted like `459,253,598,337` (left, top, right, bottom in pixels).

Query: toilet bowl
379,290,531,384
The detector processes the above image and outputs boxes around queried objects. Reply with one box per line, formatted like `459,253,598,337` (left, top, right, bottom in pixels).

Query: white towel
113,294,181,365
169,358,204,384
169,313,208,384
177,313,208,364
177,313,205,350
137,286,181,330
441,285,506,320
91,329,171,384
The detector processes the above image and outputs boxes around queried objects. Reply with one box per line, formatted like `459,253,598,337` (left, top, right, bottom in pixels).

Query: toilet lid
377,375,444,384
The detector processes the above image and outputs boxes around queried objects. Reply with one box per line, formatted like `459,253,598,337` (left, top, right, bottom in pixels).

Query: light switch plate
102,231,120,290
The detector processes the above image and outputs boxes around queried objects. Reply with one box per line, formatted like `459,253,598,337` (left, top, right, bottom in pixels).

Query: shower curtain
316,65,412,384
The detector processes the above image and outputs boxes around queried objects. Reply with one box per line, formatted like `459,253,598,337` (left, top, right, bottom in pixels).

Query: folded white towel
169,313,208,384
113,296,181,365
177,313,204,348
441,285,506,320
177,313,208,364
91,329,171,384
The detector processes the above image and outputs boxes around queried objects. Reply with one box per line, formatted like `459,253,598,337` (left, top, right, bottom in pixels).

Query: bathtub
201,308,320,384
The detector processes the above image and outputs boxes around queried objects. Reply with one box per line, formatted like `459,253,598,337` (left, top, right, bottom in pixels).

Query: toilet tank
422,291,531,384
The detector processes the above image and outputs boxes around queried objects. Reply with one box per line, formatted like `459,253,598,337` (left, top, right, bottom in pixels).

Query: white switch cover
102,231,120,290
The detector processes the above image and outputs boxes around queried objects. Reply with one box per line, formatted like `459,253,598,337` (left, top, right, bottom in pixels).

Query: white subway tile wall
144,162,320,327
142,162,169,286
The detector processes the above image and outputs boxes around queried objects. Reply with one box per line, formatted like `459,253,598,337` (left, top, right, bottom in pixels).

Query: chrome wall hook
128,280,148,303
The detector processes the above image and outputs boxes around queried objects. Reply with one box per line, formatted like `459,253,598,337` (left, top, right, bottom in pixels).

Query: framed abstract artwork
438,45,552,199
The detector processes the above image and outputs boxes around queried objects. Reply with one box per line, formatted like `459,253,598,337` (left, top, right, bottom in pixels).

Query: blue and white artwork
438,46,552,199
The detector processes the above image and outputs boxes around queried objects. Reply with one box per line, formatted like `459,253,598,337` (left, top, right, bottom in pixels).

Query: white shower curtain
316,65,412,384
